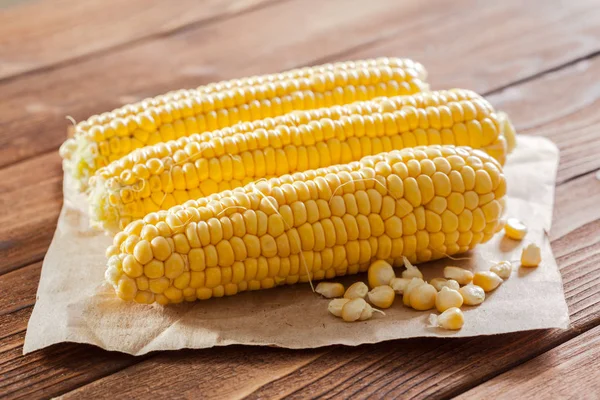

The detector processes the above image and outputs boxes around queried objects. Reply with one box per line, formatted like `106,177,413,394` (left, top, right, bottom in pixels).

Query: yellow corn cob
60,58,427,190
90,89,513,233
105,145,506,305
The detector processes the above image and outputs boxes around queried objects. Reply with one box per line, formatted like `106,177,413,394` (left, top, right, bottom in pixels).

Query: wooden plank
1,0,600,168
0,153,62,275
457,325,600,400
0,0,277,80
0,262,40,316
34,170,600,399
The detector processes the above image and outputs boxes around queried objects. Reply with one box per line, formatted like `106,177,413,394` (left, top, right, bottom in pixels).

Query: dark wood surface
1,0,599,398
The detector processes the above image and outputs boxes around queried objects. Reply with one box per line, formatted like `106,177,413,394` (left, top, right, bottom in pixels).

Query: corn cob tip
498,111,517,153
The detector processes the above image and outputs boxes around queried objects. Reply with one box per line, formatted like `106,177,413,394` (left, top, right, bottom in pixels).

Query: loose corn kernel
389,277,411,294
368,260,396,288
430,277,460,292
444,266,474,285
435,286,463,312
472,271,503,292
490,261,512,279
521,243,541,267
368,285,395,309
344,282,369,299
328,298,350,317
359,302,375,321
459,284,485,305
505,218,527,240
316,282,345,298
429,307,464,330
403,277,425,306
409,282,437,310
342,298,369,322
401,256,423,279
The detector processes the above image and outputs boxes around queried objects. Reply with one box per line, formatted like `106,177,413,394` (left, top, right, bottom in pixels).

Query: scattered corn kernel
328,298,350,317
344,282,369,299
342,298,369,322
403,277,425,306
390,277,411,294
359,302,375,321
490,261,512,279
521,243,542,267
443,266,474,285
409,282,437,311
435,286,463,312
505,218,527,240
401,256,423,279
316,282,345,298
368,286,396,309
459,284,486,305
430,277,460,292
429,307,464,330
472,271,503,292
368,260,396,288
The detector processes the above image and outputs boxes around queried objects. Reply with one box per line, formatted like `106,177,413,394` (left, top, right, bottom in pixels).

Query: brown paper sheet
24,136,569,355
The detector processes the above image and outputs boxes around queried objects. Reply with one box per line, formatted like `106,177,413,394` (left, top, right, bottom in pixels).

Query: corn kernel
472,271,503,292
389,277,411,294
435,286,463,312
403,277,425,306
367,285,395,309
443,266,474,285
459,284,485,305
505,218,527,240
521,243,541,267
344,281,369,299
429,307,464,330
328,298,350,317
368,260,396,288
342,298,369,322
401,256,423,279
409,282,437,310
316,282,345,298
359,302,375,321
429,277,460,292
490,261,512,279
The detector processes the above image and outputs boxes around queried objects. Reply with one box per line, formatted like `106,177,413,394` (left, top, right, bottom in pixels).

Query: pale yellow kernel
459,284,486,305
472,271,503,292
521,243,542,267
435,286,463,312
344,281,369,299
443,266,473,285
315,282,345,298
328,298,351,317
490,261,512,279
505,218,528,240
165,253,185,279
368,285,395,309
429,307,464,330
368,260,395,288
409,282,437,310
151,236,172,261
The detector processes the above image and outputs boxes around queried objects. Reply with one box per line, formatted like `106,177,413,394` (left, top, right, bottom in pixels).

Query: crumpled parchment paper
24,136,569,355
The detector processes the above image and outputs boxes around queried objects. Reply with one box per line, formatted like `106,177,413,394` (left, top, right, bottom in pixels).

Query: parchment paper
24,136,569,355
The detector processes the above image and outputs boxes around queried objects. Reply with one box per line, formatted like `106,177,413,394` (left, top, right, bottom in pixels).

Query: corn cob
90,89,514,233
60,58,427,190
105,145,506,305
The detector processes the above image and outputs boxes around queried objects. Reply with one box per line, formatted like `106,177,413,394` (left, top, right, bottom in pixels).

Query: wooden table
1,0,599,398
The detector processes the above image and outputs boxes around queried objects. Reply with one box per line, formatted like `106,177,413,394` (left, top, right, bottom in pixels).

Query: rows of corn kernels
60,58,541,328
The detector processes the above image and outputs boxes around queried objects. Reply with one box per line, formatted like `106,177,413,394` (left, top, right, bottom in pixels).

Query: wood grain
1,0,599,398
457,325,600,400
0,0,277,80
0,153,62,274
2,0,600,168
